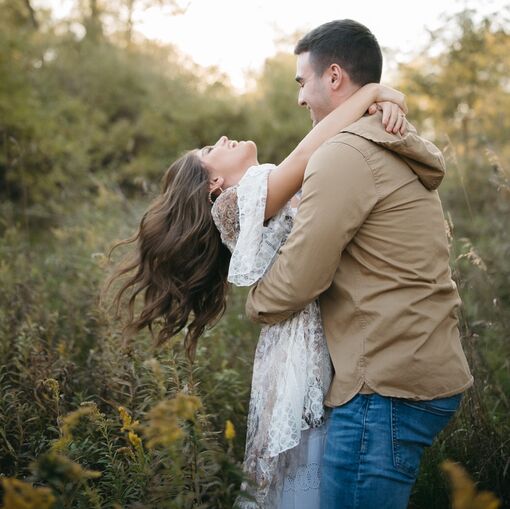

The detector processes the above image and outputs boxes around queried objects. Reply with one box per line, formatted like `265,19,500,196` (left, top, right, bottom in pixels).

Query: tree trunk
85,0,103,41
23,0,39,29
126,0,135,47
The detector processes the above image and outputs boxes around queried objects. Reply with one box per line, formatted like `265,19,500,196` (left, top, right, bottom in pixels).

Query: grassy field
0,173,508,508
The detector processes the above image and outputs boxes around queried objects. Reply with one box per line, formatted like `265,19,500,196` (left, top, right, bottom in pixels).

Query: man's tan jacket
245,112,474,407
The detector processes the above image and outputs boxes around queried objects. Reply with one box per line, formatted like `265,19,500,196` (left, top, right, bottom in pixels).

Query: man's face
295,52,334,126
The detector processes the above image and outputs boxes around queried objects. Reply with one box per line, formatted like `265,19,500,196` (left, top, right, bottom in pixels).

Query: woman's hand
370,101,407,135
372,84,408,114
366,84,408,135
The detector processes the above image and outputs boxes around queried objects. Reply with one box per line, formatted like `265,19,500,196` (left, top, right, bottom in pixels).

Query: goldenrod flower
441,460,501,509
172,393,202,421
36,452,101,482
225,420,236,441
53,403,101,452
128,431,143,449
42,378,60,400
117,406,143,450
118,406,130,429
64,455,101,480
118,406,139,432
1,478,55,509
143,393,202,449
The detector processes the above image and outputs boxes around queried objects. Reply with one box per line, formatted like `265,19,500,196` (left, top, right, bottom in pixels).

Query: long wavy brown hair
101,150,231,361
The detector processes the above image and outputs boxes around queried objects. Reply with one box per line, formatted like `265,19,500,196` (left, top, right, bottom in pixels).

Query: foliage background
0,1,509,507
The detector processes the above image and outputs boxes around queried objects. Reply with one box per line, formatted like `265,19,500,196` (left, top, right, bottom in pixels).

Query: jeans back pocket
390,394,462,478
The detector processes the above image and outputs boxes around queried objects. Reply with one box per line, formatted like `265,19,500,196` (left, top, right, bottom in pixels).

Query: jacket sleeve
245,140,378,324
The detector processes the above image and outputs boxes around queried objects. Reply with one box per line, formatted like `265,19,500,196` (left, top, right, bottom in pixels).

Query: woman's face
199,136,258,188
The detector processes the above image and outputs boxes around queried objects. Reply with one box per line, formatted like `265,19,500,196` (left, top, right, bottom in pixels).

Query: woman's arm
264,83,406,220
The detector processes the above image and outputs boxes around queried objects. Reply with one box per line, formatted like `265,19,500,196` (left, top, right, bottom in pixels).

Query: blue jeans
320,392,463,509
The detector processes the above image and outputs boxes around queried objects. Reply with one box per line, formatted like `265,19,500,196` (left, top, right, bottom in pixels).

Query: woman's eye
204,146,214,154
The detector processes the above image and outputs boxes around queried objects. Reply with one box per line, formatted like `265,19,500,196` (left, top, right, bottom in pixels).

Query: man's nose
297,89,306,108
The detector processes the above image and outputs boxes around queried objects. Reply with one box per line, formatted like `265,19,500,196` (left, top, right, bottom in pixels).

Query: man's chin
311,114,323,128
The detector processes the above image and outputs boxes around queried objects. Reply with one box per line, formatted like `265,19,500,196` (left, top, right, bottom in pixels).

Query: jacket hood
340,112,446,190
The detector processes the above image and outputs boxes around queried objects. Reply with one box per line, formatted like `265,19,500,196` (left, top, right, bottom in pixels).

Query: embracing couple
108,19,474,509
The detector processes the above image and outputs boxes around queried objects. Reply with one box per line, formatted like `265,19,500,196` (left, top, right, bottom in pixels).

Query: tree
243,52,310,165
396,8,510,164
123,0,190,47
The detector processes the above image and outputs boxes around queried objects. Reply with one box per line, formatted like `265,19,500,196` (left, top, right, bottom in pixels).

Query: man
245,19,473,508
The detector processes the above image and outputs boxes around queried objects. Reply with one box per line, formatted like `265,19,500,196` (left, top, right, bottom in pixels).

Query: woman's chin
234,141,258,174
245,140,257,156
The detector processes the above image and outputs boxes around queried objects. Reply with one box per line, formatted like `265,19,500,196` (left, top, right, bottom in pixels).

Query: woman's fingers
392,107,402,133
394,107,407,134
379,102,408,135
381,101,391,126
386,103,399,132
393,112,404,134
400,118,407,135
368,103,378,115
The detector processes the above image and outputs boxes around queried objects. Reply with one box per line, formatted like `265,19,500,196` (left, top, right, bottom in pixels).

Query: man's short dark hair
294,19,383,85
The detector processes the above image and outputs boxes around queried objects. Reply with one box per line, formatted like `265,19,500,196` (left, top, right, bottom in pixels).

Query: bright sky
45,0,507,91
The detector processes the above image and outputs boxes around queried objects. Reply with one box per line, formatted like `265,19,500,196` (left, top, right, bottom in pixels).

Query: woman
104,83,407,508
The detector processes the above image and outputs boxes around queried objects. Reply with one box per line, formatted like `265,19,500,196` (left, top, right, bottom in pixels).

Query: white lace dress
211,164,333,509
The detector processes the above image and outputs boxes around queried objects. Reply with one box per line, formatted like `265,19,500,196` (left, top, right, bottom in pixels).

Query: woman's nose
215,136,228,146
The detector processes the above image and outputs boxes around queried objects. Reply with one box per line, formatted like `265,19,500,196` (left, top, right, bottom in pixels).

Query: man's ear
209,176,225,192
328,64,343,91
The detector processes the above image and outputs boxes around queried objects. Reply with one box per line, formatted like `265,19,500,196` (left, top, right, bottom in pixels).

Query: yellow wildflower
52,403,101,452
225,420,236,441
441,460,501,509
128,431,143,449
36,452,101,482
143,393,202,449
64,456,101,481
117,407,143,450
118,406,140,433
1,478,55,509
172,393,202,421
42,379,60,400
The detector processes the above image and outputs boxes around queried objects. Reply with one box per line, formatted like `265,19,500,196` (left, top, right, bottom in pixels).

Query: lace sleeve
210,187,240,254
228,164,294,287
211,164,294,287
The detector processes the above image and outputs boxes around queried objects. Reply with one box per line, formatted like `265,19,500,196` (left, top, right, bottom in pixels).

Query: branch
23,0,39,29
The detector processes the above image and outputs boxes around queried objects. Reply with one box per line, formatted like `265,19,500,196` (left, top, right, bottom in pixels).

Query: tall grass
0,158,508,507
